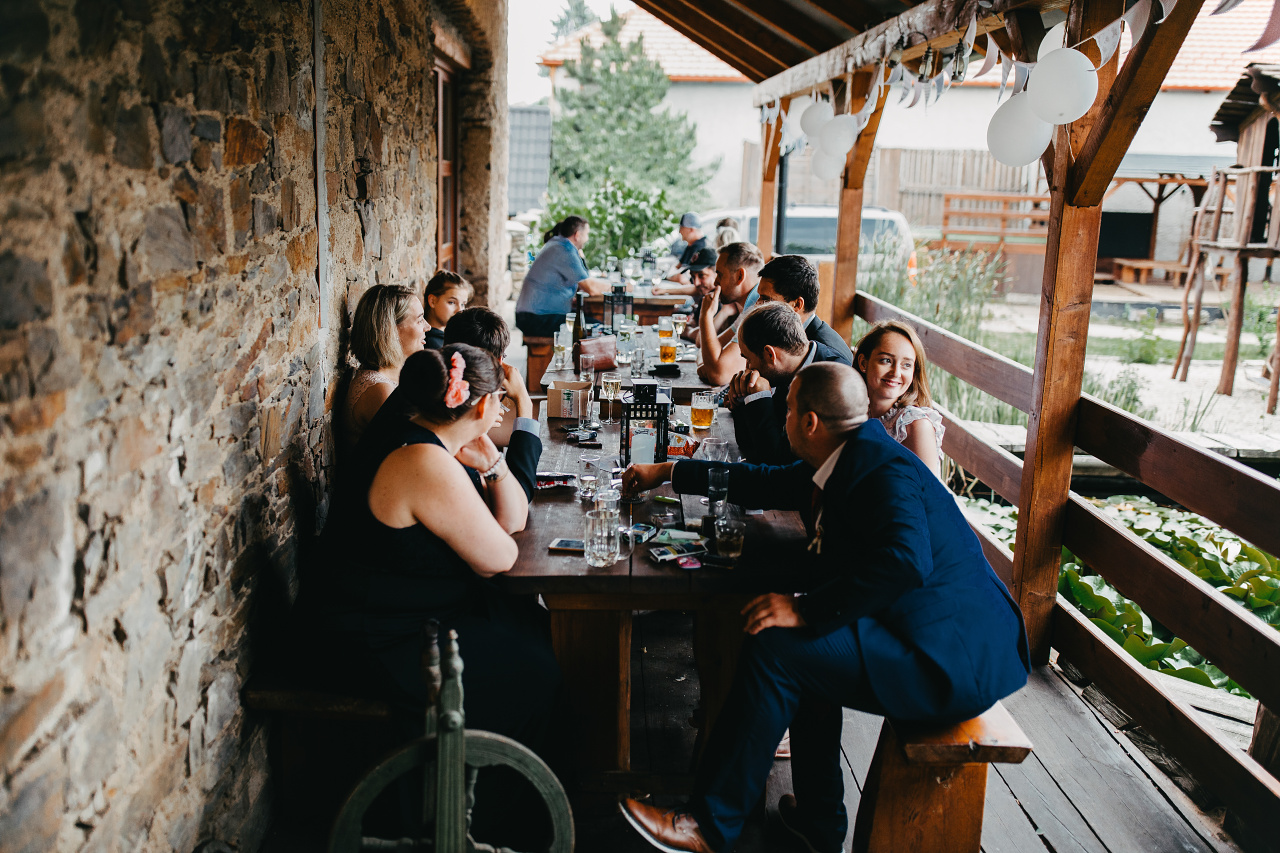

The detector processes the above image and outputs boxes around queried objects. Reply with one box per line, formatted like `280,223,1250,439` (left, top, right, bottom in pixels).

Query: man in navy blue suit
728,302,851,465
620,362,1030,853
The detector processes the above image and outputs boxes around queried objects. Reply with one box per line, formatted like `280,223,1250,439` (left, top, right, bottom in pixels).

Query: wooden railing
854,291,1280,827
936,192,1051,255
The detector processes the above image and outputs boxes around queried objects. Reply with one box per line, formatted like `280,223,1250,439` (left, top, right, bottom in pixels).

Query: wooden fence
856,290,1280,831
739,144,1041,226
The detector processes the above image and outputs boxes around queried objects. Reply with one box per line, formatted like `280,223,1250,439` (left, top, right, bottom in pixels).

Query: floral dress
880,405,945,449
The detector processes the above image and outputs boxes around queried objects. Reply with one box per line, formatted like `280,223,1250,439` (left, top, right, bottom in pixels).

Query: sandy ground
983,294,1279,437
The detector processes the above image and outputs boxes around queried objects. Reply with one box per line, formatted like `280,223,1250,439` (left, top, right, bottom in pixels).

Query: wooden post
758,97,790,261
1269,307,1280,414
829,69,889,341
1012,0,1116,663
1218,255,1249,395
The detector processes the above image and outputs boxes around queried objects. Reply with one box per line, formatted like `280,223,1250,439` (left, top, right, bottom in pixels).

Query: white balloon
1038,21,1068,60
1027,48,1098,124
810,150,845,180
987,93,1053,167
819,114,862,157
787,95,813,122
800,100,834,138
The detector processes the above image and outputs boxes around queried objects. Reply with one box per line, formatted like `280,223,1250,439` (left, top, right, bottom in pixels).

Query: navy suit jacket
673,420,1030,722
806,315,854,363
731,341,852,465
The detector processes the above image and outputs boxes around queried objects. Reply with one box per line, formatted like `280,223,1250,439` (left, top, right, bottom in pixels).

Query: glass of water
577,452,601,499
707,467,730,514
699,438,730,504
584,510,635,568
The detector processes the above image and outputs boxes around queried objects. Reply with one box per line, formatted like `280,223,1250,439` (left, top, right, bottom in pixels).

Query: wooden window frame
436,59,460,272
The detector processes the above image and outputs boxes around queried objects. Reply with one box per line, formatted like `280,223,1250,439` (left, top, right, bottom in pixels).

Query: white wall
662,81,758,207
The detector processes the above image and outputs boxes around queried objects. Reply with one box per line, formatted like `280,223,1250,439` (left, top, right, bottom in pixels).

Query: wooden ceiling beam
1068,0,1209,205
632,0,780,81
721,0,847,54
752,0,1036,106
647,0,814,69
795,0,881,33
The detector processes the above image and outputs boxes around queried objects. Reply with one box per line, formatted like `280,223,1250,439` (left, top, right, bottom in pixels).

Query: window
436,61,459,272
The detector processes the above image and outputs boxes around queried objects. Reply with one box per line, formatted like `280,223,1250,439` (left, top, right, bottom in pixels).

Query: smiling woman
853,320,945,477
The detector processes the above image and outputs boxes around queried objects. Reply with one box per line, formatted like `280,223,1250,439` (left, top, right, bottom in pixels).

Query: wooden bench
1113,257,1228,287
524,335,554,395
852,702,1032,853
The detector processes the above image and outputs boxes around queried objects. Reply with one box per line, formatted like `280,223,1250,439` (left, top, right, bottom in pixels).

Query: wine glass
600,371,622,424
671,313,689,339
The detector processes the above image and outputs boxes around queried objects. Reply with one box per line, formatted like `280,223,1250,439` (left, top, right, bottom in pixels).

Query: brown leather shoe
619,797,715,853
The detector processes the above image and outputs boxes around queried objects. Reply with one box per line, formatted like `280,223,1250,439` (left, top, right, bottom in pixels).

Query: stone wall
0,1,505,851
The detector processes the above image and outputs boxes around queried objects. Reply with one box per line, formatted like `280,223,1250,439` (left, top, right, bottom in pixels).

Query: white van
682,205,918,282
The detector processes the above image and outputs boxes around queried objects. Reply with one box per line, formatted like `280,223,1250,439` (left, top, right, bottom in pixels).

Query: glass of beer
600,371,622,424
671,313,689,339
715,518,746,561
691,392,715,429
659,341,677,363
658,316,674,339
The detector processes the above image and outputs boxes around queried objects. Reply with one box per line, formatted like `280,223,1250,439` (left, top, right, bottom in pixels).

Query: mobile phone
548,538,585,553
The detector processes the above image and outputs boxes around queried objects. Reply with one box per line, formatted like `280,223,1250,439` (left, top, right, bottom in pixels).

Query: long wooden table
584,292,688,326
540,357,716,405
501,404,807,789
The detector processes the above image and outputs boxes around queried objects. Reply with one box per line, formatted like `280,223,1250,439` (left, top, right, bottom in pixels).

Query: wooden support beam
721,0,846,54
1011,0,1120,665
631,1,777,81
1068,0,1209,205
796,0,879,32
829,70,889,340
641,0,808,72
1218,257,1248,395
751,0,1027,106
758,98,790,261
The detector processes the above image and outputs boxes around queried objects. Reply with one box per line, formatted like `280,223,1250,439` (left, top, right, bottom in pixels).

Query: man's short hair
739,302,808,358
793,362,869,432
444,307,511,360
758,254,820,313
718,242,764,274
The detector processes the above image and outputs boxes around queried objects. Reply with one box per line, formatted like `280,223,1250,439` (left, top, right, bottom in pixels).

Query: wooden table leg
693,608,745,760
549,609,632,772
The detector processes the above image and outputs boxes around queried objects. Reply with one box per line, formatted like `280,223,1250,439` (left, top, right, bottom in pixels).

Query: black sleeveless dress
311,416,561,752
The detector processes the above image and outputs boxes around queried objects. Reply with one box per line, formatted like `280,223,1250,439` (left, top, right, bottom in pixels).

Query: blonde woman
342,284,427,446
853,320,945,477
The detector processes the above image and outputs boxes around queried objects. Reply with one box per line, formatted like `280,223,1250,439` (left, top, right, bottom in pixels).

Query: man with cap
663,212,709,287
619,362,1031,853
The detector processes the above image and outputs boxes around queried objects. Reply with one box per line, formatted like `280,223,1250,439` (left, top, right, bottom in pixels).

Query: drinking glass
565,312,576,337
552,327,569,370
715,518,746,561
579,356,600,428
600,371,622,424
691,391,715,429
594,488,621,517
707,467,730,514
699,439,730,504
630,351,646,378
658,316,674,340
671,313,689,339
577,452,602,499
659,341,677,364
584,510,636,568
657,378,673,401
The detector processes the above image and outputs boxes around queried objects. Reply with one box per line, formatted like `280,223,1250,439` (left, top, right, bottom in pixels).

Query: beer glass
691,392,715,429
585,510,636,568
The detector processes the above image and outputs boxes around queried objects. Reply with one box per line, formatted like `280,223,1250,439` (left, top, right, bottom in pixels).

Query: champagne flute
600,371,622,424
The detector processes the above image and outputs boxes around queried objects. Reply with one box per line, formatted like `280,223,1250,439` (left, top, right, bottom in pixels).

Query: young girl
423,270,473,349
854,320,945,477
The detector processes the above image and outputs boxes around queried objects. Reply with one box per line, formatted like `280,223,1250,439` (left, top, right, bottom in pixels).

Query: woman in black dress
315,343,560,754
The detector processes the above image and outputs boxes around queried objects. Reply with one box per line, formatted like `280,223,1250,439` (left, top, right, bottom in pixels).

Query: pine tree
550,10,716,216
551,0,598,42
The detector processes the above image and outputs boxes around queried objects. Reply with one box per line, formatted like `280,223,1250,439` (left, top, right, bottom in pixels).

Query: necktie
806,484,824,552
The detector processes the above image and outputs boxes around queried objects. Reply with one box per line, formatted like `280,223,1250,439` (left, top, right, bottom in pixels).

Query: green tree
541,174,675,270
551,0,598,41
551,10,715,215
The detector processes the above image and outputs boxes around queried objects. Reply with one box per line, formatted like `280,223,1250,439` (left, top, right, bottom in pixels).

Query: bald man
621,363,1030,853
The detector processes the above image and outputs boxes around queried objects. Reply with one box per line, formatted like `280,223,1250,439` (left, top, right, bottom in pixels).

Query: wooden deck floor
575,612,1243,853
261,610,1243,852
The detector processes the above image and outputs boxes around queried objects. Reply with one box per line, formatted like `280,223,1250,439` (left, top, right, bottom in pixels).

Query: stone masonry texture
0,1,506,851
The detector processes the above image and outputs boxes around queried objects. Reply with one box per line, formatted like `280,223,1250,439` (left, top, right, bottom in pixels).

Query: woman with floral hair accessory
310,343,562,776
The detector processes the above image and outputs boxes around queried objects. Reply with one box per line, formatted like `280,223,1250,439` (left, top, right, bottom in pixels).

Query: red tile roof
538,9,750,83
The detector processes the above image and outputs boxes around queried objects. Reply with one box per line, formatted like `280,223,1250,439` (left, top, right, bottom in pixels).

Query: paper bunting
1213,0,1248,14
1013,61,1032,95
908,80,924,108
1091,19,1124,67
974,34,999,78
1123,0,1153,46
963,16,978,51
997,49,1011,101
1247,0,1280,50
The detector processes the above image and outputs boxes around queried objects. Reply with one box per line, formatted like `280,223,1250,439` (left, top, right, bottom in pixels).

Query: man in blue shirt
515,216,609,338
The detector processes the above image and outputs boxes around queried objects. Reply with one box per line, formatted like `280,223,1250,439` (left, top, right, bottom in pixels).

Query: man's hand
455,434,502,472
741,593,806,635
622,462,674,498
729,370,769,404
500,362,533,419
700,286,721,322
